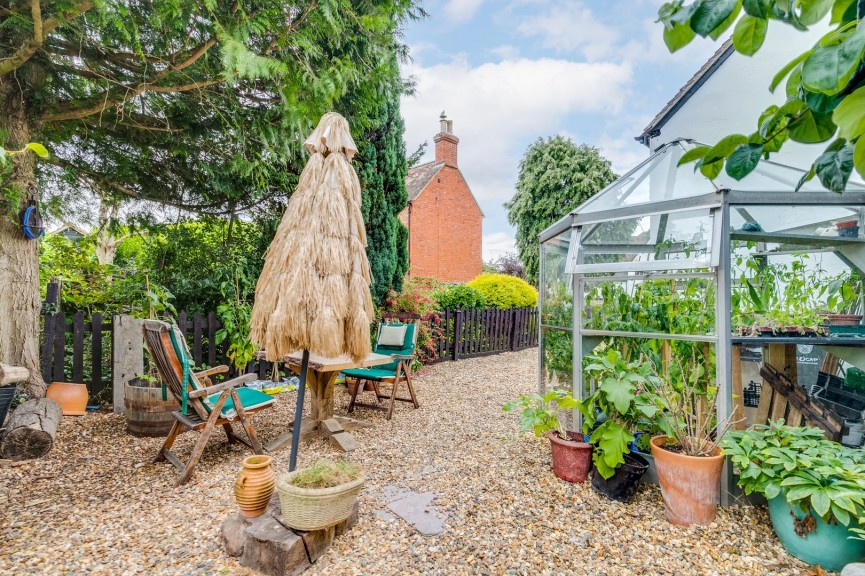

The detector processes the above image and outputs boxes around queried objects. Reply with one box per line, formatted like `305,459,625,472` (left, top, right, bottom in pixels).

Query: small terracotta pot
821,313,863,326
235,455,275,518
837,220,859,229
548,431,593,483
46,382,88,416
650,435,725,526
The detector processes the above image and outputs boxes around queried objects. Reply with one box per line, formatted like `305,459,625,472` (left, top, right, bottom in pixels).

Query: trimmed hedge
467,274,538,309
432,284,487,310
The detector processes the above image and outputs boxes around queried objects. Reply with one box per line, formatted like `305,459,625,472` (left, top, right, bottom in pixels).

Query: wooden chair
342,320,420,420
142,320,275,486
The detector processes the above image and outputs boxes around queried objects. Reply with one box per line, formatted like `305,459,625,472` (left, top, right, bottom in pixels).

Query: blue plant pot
767,496,865,572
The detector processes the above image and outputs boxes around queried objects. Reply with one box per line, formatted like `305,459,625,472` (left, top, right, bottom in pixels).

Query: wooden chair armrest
194,365,229,378
391,354,414,361
188,373,257,398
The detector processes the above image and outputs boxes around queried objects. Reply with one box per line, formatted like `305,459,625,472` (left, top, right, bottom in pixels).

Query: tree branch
40,39,219,123
0,0,95,76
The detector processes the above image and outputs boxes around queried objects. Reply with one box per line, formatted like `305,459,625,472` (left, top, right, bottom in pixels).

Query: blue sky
400,0,724,260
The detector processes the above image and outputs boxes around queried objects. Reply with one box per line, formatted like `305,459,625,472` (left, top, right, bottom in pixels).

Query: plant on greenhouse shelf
721,421,865,571
821,270,863,326
731,251,826,336
503,390,593,483
579,349,664,481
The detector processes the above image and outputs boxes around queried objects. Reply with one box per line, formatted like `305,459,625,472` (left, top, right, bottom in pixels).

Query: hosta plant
578,349,665,479
722,421,865,529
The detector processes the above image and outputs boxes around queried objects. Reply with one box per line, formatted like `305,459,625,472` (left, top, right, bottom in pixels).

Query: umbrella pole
288,349,310,472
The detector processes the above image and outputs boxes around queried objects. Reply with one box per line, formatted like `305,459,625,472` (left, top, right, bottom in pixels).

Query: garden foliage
467,274,538,309
432,284,487,310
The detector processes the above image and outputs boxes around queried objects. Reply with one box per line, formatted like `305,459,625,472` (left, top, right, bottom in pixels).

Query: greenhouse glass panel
540,229,574,328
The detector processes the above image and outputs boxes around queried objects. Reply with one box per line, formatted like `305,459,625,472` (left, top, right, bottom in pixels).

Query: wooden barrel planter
125,378,179,437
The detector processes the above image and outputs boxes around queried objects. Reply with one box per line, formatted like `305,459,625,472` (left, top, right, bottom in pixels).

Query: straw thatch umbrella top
250,112,374,362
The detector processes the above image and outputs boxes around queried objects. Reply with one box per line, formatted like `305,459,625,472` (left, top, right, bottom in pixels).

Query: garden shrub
432,284,486,310
467,274,538,309
380,276,442,366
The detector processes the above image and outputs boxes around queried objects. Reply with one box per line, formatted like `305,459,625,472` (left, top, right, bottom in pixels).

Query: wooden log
0,364,29,386
0,399,62,460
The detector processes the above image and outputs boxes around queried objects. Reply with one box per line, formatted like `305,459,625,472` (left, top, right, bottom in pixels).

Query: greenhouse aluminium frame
538,139,865,499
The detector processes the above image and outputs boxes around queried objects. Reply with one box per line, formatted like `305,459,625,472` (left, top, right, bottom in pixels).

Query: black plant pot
591,452,649,503
0,384,16,427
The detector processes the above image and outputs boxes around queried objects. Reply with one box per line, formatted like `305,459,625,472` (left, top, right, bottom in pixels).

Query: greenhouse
538,138,865,501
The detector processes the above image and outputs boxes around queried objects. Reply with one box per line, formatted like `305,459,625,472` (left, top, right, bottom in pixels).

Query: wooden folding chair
342,319,420,420
142,320,275,486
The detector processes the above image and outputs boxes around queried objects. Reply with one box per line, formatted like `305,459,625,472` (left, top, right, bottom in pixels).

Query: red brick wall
400,167,482,282
434,133,459,167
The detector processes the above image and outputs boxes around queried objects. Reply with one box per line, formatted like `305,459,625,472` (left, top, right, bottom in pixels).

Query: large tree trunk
0,78,45,398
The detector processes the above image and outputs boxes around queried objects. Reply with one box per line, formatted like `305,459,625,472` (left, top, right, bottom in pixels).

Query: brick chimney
434,112,459,167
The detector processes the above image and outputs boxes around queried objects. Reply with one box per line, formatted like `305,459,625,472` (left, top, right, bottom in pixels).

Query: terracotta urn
234,455,275,518
650,435,725,525
46,382,88,416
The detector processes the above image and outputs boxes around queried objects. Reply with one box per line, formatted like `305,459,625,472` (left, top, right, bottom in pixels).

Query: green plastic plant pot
767,496,865,572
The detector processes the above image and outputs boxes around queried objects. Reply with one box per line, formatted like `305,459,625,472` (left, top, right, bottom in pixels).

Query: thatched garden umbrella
250,112,374,470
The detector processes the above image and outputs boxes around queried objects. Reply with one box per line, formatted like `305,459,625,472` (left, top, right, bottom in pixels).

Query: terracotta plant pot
650,435,725,526
821,313,863,326
234,455,276,518
548,431,593,483
46,382,88,416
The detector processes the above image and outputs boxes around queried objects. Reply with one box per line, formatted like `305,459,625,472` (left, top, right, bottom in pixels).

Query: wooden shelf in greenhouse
731,336,865,346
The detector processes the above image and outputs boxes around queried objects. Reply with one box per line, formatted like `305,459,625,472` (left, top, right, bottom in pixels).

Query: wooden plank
91,313,103,396
193,312,203,366
760,364,843,440
72,311,85,383
112,315,144,414
756,343,782,424
53,312,66,383
207,312,218,367
40,314,55,378
177,311,189,339
453,311,462,361
328,432,358,452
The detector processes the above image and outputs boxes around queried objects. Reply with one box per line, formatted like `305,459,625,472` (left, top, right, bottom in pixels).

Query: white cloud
517,4,619,61
443,0,486,24
483,232,516,261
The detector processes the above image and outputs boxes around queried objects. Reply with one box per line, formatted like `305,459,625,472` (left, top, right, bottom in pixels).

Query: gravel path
0,349,817,575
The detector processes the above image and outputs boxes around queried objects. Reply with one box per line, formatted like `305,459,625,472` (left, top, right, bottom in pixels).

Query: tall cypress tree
355,82,409,304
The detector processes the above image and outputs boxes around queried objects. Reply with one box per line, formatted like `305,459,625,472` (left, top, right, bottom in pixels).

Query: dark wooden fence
40,306,539,398
432,306,538,362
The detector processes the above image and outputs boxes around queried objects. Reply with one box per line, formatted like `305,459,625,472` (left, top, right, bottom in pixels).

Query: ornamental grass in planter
722,421,865,572
503,390,593,483
277,459,365,531
650,354,738,526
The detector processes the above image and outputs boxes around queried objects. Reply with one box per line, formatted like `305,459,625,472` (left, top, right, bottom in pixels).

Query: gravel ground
0,349,819,575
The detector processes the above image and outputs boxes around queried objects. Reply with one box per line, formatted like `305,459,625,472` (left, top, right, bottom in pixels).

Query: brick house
399,115,483,282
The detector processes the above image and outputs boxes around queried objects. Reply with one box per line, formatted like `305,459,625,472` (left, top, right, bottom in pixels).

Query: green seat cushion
207,387,275,419
342,368,397,381
374,323,417,371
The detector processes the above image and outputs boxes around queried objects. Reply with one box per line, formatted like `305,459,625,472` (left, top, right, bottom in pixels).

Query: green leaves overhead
690,0,741,36
801,26,865,95
733,14,768,55
659,0,865,190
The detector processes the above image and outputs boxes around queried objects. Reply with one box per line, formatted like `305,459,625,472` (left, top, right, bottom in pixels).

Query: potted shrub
578,350,662,502
503,389,593,483
276,459,365,531
650,355,738,525
722,421,865,571
821,271,863,327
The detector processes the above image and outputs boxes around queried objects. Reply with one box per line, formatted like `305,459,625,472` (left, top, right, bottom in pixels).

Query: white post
112,315,144,413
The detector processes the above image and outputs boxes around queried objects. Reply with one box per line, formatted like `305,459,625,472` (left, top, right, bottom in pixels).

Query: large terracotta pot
548,431,593,483
46,382,88,416
234,455,276,518
650,435,725,526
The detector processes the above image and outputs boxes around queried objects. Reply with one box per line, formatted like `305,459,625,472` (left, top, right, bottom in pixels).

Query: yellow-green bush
467,274,538,309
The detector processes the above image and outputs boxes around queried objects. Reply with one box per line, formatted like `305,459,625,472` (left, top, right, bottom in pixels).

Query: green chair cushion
374,323,417,371
342,368,398,381
207,387,275,419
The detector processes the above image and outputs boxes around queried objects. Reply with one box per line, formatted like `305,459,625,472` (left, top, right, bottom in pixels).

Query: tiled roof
405,161,444,202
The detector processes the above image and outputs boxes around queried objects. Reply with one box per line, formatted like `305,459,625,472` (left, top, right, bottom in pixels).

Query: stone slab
221,493,358,576
382,484,447,536
843,564,865,576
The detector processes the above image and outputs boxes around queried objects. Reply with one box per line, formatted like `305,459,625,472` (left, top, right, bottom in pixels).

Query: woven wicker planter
276,472,365,531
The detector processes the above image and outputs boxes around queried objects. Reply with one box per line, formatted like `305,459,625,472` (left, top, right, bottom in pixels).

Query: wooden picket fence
40,303,538,399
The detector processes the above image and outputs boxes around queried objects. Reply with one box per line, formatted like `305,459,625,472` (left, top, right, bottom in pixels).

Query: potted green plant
649,353,738,525
821,271,863,327
578,349,662,502
722,421,865,572
276,459,365,531
503,389,593,483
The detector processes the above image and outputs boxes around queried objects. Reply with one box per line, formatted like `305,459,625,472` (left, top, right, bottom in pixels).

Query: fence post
112,315,143,414
40,282,60,379
509,308,519,351
453,310,463,361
